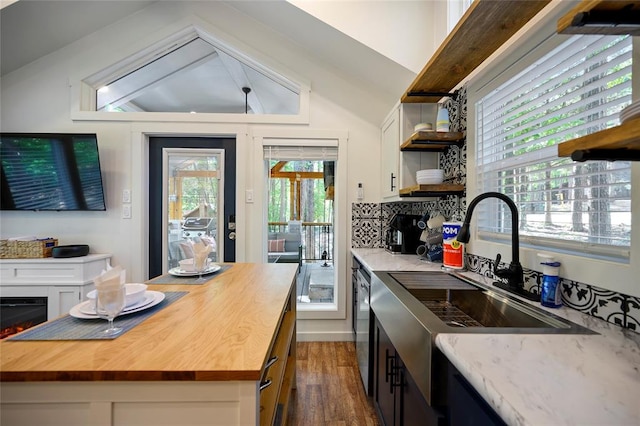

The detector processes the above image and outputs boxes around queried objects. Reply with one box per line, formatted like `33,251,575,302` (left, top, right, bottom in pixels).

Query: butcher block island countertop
0,263,298,426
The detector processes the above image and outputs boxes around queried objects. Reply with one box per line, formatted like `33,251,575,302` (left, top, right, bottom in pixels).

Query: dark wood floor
287,341,380,426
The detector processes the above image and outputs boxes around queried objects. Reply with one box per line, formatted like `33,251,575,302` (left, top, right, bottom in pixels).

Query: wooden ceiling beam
270,161,288,173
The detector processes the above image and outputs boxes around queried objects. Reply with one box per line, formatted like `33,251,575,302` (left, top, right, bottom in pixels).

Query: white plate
80,291,156,315
168,264,222,277
621,110,640,123
70,291,166,320
620,102,640,122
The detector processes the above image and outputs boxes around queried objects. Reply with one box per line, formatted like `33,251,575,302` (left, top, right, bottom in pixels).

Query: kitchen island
353,248,640,426
0,263,298,426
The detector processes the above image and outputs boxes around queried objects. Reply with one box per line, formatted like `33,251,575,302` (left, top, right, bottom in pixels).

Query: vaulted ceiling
0,0,418,118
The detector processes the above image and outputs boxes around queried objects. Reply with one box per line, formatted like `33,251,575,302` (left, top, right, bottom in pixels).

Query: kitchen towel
147,264,232,285
7,291,187,341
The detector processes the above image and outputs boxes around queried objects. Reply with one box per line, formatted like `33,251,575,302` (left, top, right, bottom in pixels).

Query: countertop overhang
0,263,298,383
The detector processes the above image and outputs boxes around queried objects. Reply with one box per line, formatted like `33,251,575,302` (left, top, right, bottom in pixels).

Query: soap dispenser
539,258,562,308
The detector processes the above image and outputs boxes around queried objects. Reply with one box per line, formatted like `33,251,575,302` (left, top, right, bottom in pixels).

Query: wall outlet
122,189,131,203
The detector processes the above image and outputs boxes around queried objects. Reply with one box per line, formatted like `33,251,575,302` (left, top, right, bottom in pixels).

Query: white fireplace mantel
0,254,112,320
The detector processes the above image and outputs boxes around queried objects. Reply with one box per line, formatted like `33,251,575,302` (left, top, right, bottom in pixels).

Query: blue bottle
540,261,562,308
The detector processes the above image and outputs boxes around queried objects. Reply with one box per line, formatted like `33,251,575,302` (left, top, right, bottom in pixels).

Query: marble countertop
352,248,640,426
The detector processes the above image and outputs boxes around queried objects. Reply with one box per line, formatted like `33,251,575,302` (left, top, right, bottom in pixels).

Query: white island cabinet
1,263,297,426
0,254,111,320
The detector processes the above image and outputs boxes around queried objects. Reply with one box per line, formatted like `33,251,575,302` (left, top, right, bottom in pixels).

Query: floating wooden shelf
401,0,551,103
557,0,640,36
399,184,465,198
400,131,465,151
557,117,640,160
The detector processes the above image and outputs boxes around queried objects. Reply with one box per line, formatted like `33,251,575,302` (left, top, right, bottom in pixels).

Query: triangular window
86,28,301,115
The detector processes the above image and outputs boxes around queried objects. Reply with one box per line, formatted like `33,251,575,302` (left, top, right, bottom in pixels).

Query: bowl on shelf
417,177,444,184
414,123,433,132
416,169,444,185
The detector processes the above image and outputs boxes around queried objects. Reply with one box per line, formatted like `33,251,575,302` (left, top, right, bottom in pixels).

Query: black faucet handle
493,253,512,279
493,253,503,275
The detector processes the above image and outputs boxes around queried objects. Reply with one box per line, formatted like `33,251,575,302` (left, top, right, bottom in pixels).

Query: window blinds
263,140,338,161
476,34,632,253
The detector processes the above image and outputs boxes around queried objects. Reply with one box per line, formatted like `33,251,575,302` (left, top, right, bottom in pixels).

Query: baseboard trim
296,331,354,342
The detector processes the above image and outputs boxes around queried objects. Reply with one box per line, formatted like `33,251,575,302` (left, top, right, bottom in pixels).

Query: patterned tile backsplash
353,82,638,332
351,201,639,333
465,253,639,332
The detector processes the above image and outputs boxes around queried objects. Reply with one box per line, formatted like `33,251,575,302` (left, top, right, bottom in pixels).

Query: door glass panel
266,159,335,305
166,150,222,271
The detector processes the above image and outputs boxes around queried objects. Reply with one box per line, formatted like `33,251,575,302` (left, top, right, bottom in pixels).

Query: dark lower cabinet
374,318,444,426
373,315,504,426
447,362,506,426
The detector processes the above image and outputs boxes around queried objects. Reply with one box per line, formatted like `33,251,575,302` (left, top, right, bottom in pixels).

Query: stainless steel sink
386,271,591,332
370,270,596,407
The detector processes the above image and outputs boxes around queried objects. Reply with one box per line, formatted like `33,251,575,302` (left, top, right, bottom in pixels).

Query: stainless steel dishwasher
355,263,372,395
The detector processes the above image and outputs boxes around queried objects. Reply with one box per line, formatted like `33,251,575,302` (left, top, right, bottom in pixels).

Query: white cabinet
380,102,440,201
0,254,111,320
381,107,401,199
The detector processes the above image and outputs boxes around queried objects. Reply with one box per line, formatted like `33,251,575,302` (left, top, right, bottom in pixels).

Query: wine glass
95,285,126,336
194,253,208,283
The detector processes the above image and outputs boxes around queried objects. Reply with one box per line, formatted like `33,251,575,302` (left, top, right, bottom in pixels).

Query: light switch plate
122,204,131,219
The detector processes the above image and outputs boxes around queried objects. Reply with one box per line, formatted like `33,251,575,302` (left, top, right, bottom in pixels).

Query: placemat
7,291,187,341
147,264,232,285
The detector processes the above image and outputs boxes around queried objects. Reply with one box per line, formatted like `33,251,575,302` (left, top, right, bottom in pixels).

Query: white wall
0,0,384,339
288,0,437,74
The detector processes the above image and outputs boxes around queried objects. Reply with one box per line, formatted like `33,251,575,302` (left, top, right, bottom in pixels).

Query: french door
148,137,236,279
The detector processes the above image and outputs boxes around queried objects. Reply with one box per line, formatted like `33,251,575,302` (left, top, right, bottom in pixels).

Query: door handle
265,356,278,370
385,349,394,385
259,379,272,391
391,367,405,391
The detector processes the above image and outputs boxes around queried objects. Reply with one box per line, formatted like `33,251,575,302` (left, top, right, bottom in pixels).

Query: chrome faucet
456,192,539,301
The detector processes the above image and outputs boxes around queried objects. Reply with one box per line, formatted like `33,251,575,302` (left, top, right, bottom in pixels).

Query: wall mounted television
0,133,107,211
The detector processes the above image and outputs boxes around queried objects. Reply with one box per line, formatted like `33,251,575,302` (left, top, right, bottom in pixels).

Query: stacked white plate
620,100,640,123
416,169,444,185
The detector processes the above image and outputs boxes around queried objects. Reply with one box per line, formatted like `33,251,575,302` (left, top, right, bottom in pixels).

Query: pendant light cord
242,87,251,114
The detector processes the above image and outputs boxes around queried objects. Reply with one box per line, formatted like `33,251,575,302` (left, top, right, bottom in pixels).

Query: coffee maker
385,214,422,254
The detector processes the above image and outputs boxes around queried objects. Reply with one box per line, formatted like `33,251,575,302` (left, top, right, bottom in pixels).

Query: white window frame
476,34,632,257
465,1,640,298
69,18,311,125
252,128,349,321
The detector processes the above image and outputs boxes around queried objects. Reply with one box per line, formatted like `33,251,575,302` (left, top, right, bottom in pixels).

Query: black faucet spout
457,192,539,301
